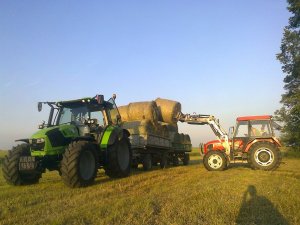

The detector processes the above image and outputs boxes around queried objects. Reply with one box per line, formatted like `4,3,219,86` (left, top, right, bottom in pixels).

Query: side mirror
112,94,117,100
38,102,43,112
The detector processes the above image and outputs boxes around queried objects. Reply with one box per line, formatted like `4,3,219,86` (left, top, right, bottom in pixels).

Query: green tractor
2,94,132,188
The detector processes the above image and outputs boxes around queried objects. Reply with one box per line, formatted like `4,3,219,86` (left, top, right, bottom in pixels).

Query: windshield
58,106,89,125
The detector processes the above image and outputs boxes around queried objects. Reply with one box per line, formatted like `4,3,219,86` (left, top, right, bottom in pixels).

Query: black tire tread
203,151,227,171
61,141,98,188
248,141,281,171
104,138,132,178
2,144,41,185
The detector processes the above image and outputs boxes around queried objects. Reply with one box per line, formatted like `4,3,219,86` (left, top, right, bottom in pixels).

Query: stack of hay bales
119,98,191,147
118,101,161,136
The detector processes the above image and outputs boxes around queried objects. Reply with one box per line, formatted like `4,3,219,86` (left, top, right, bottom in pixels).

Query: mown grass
0,149,299,225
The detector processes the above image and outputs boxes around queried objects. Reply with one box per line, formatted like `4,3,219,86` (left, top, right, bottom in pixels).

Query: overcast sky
0,1,290,149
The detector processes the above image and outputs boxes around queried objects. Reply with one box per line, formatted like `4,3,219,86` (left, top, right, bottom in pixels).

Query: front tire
203,151,227,171
61,141,98,188
2,144,41,185
248,142,281,171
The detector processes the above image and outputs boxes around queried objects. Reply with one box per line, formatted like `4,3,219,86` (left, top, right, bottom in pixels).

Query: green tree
276,0,300,149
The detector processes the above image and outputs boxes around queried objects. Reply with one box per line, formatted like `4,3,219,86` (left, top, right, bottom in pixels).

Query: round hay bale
168,131,176,141
165,124,178,133
127,101,159,123
155,98,181,124
161,125,170,138
173,133,181,144
139,119,155,135
118,105,129,122
155,124,169,138
180,133,185,144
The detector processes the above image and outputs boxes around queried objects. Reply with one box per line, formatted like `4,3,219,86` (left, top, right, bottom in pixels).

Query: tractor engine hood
29,124,79,154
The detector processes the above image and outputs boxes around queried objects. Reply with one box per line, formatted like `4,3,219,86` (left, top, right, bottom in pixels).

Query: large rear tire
61,141,98,188
104,137,132,178
248,142,281,171
203,151,227,171
2,144,41,185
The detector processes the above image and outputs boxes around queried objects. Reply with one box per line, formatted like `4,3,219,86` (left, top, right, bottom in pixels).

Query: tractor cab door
232,121,250,152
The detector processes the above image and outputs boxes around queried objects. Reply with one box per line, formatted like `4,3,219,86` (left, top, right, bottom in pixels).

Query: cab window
90,111,105,127
250,120,271,137
235,121,249,137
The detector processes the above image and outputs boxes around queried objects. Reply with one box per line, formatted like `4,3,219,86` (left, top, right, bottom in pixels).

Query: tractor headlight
29,138,46,151
36,138,45,144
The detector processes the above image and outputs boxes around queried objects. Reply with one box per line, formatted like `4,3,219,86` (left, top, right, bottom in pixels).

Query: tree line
276,0,300,150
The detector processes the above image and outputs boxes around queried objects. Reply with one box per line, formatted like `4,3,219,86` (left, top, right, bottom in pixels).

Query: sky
0,1,290,149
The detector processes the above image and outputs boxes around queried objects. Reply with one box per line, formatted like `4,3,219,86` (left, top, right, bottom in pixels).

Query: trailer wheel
2,144,42,186
173,155,179,166
104,137,132,178
131,163,139,169
160,153,168,169
183,153,190,165
61,141,98,188
142,154,152,171
248,142,281,171
203,151,227,171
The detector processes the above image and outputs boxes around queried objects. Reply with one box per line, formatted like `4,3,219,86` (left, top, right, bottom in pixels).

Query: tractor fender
244,138,281,152
73,136,95,142
15,138,30,144
100,126,127,149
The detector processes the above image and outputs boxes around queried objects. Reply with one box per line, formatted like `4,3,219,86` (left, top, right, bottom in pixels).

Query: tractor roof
237,115,272,121
58,97,97,106
57,95,111,109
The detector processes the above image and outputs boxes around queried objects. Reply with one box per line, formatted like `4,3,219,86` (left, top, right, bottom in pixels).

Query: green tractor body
3,95,132,188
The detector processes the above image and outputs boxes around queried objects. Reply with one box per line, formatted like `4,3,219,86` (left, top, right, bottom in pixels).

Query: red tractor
179,114,282,171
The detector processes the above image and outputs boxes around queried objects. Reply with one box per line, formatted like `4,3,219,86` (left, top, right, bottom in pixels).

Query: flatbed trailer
129,133,192,170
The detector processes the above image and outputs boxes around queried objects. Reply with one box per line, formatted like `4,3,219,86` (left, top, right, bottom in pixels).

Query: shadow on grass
236,185,289,225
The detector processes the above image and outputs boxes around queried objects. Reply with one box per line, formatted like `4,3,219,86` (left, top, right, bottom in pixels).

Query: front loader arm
178,113,230,156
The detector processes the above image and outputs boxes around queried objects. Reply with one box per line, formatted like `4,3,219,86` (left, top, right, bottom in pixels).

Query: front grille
30,139,45,151
46,128,71,147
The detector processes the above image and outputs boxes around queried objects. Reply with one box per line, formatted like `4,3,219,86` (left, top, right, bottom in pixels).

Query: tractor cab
37,95,122,140
28,95,123,159
39,95,120,127
231,115,278,154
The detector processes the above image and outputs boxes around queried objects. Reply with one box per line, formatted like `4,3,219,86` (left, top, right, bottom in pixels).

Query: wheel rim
254,148,274,166
208,154,223,169
79,150,95,180
117,141,130,171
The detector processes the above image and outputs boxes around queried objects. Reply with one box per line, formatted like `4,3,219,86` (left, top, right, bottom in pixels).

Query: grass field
0,149,300,225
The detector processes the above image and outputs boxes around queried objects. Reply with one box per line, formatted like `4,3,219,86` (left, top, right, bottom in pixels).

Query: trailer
122,122,192,170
